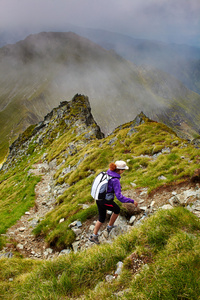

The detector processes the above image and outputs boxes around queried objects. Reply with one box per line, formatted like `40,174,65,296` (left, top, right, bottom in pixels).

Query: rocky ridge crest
2,94,104,171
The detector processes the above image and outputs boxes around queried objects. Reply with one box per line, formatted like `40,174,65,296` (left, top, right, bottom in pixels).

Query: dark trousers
96,199,120,223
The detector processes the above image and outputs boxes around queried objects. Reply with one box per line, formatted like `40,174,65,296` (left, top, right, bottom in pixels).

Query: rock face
2,94,104,171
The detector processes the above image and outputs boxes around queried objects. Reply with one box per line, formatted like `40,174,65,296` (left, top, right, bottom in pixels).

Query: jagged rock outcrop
2,94,104,171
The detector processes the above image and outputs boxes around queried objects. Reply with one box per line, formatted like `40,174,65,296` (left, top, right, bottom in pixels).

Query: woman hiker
89,160,138,244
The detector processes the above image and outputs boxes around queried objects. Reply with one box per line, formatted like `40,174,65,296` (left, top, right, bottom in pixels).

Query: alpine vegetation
0,94,200,299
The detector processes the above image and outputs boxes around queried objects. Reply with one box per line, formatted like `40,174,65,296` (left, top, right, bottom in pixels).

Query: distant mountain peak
0,31,200,164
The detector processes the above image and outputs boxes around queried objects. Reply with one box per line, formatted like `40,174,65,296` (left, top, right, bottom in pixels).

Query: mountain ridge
2,94,104,171
61,27,200,95
0,93,200,298
0,31,200,163
1,93,199,244
2,26,199,93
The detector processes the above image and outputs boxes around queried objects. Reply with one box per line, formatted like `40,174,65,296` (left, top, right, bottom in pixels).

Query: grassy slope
1,117,200,245
37,120,200,249
0,208,200,299
0,114,200,298
0,155,41,236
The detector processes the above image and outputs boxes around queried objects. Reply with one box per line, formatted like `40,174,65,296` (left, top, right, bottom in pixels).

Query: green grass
0,159,41,237
1,208,200,299
0,100,29,163
1,112,200,298
1,117,200,251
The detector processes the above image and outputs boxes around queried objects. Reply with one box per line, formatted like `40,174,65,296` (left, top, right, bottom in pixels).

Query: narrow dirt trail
4,160,200,260
6,162,57,259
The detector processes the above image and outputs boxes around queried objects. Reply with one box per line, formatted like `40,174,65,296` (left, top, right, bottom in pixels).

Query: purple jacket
106,169,135,204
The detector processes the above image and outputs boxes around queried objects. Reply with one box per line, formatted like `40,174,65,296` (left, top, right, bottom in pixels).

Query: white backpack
91,172,113,200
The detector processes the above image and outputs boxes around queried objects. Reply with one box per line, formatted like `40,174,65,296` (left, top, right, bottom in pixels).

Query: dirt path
4,161,199,260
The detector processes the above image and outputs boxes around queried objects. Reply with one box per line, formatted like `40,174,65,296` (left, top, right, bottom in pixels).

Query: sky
0,0,200,47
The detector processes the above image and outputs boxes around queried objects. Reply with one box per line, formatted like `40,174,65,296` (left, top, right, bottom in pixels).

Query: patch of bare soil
124,252,153,275
125,180,196,210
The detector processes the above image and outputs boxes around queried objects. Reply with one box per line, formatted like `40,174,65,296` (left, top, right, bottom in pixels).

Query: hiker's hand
134,201,138,207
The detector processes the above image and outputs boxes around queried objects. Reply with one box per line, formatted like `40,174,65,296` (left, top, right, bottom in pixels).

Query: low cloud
0,0,199,46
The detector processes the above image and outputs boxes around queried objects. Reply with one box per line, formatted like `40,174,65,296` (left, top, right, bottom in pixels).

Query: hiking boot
89,235,100,244
107,225,117,233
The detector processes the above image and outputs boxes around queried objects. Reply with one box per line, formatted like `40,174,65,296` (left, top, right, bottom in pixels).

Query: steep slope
0,94,104,236
1,27,200,94
1,94,200,251
0,31,200,163
0,95,200,299
75,28,200,95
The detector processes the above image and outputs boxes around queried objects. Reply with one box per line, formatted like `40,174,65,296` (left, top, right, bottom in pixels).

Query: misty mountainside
0,31,200,163
1,26,200,94
68,27,200,95
0,94,200,299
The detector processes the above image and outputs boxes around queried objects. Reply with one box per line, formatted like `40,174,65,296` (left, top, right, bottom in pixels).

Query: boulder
168,195,181,207
122,203,141,216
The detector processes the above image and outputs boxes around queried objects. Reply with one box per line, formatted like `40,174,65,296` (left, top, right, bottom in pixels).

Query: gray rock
162,147,171,154
45,248,53,254
18,227,26,232
30,219,39,228
140,206,147,211
114,289,132,297
0,252,13,258
69,221,78,228
59,249,71,255
172,191,177,195
76,221,82,228
138,199,144,204
109,226,125,240
105,275,114,282
127,128,137,136
72,228,82,236
108,137,117,145
158,175,167,181
82,204,90,209
171,140,179,146
160,204,173,210
150,200,155,208
168,195,181,207
129,215,136,224
115,261,123,276
16,244,24,250
72,241,80,252
89,225,95,231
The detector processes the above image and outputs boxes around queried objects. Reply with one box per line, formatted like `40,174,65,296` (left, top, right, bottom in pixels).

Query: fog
0,0,200,47
0,31,198,137
0,0,200,149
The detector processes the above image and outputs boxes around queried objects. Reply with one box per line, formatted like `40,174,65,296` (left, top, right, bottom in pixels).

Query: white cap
115,160,129,170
